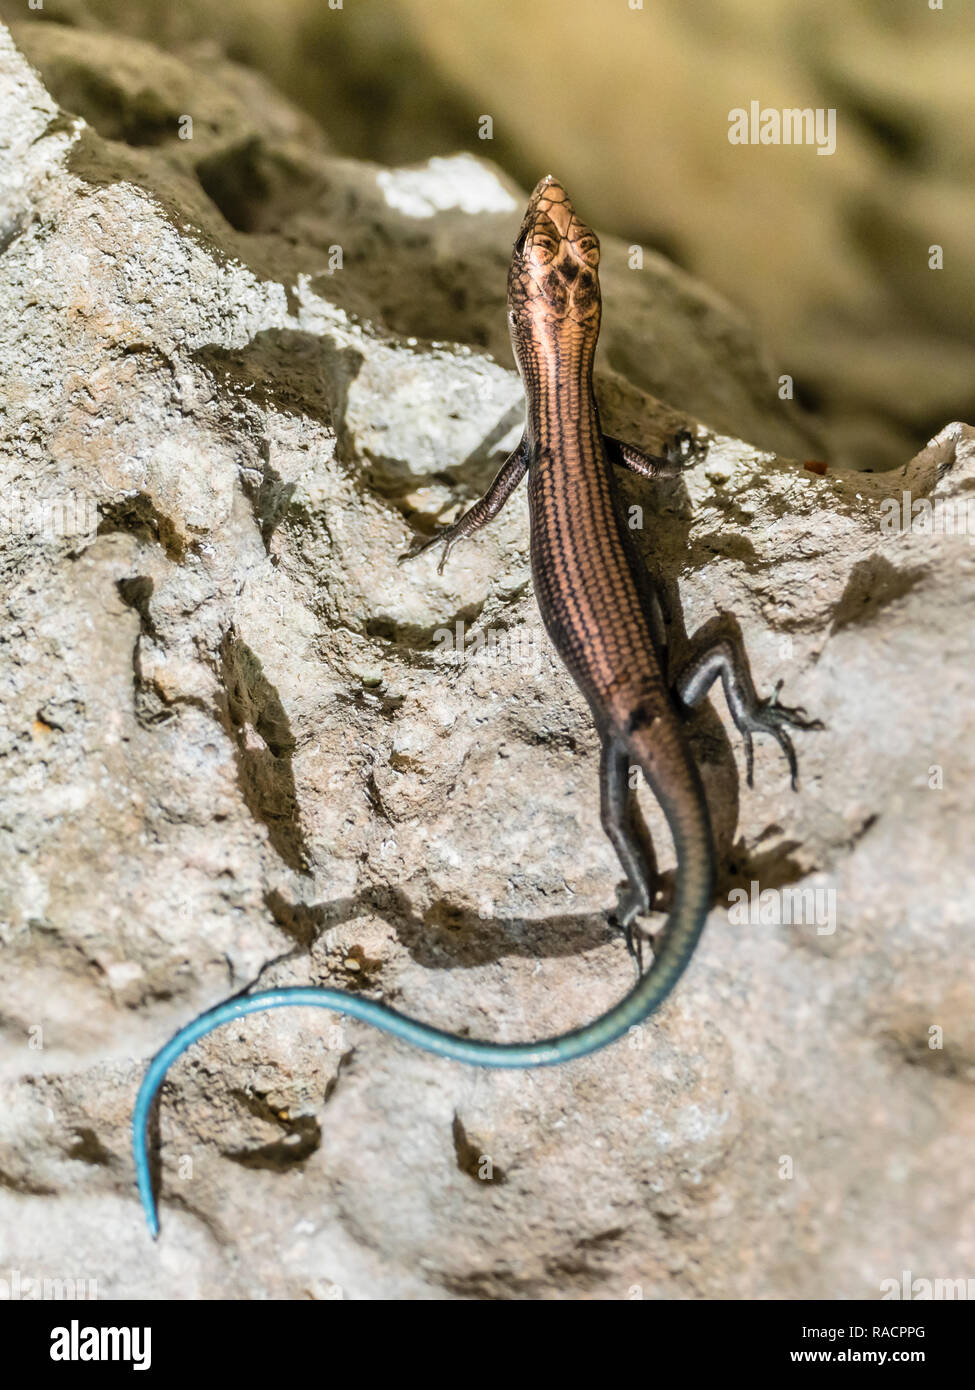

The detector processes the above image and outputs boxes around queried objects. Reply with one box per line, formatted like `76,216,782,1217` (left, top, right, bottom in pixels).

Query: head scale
507,176,601,349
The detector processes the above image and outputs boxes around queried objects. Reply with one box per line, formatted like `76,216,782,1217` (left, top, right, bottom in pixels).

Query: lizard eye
513,227,529,256
527,232,556,265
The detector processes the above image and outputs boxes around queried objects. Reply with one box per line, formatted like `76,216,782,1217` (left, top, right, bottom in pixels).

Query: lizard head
507,176,602,347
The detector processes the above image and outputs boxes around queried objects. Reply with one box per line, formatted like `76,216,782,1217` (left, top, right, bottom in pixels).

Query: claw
667,429,706,468
398,537,430,565
743,728,755,788
665,431,691,469
399,530,452,573
748,691,824,790
658,428,705,476
776,727,798,790
627,923,644,979
766,700,825,735
621,919,644,980
609,903,646,981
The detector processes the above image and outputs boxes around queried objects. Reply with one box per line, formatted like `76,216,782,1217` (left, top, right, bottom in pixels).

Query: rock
5,1,974,472
1,22,973,1300
371,0,975,472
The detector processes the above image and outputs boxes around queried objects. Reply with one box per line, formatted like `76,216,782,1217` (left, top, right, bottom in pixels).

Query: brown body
134,178,823,1244
405,174,817,1023
514,180,674,733
511,178,712,930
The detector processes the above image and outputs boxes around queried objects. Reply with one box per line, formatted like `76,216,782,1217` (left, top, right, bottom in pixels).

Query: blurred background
4,0,973,470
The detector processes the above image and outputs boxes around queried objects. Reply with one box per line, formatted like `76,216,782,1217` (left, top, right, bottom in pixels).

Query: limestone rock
1,23,972,1300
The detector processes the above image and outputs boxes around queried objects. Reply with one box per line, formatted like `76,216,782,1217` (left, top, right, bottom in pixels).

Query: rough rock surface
1,24,973,1300
6,0,972,473
393,0,975,473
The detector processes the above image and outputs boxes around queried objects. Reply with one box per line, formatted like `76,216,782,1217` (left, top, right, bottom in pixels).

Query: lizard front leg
674,637,823,790
399,436,529,574
604,427,704,480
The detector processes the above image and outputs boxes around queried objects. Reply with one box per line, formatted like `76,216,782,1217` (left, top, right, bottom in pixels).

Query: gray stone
1,23,972,1300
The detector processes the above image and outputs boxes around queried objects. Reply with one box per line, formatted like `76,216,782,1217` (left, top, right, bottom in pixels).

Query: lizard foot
609,886,663,980
398,528,454,575
663,428,706,472
737,679,825,791
676,639,824,791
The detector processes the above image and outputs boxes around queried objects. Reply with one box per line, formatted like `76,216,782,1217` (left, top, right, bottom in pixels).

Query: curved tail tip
138,1184,160,1238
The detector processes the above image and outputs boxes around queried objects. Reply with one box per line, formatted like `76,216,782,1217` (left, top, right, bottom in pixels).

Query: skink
133,176,818,1236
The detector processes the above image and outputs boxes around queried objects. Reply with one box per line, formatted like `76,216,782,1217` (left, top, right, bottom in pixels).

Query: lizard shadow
618,471,814,903
265,885,630,974
238,434,815,942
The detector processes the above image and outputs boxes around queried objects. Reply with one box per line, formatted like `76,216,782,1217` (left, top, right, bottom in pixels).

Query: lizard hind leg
674,637,823,790
599,734,660,975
